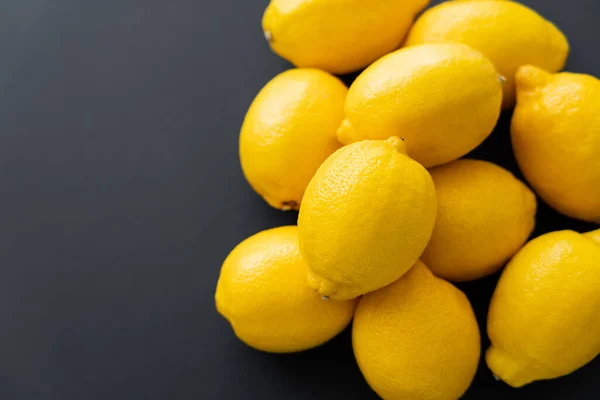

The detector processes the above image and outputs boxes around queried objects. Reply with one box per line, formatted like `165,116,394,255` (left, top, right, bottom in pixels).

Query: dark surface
0,0,598,399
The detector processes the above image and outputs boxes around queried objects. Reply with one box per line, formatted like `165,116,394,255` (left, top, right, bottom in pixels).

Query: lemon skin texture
511,65,600,223
262,0,430,75
422,159,536,282
337,43,503,168
353,261,481,400
487,229,600,387
215,226,357,353
405,0,569,109
240,69,347,211
298,137,437,300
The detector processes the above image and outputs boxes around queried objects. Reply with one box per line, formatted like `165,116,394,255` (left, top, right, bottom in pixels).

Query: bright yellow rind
405,0,569,108
353,261,481,400
215,226,357,353
422,159,536,282
240,69,347,210
298,138,436,300
512,65,600,222
487,229,600,387
262,0,430,74
338,43,502,167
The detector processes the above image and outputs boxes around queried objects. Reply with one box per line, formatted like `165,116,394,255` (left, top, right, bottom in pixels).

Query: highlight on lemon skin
215,226,357,353
239,68,347,211
299,137,436,300
486,229,600,387
261,0,430,74
511,65,600,223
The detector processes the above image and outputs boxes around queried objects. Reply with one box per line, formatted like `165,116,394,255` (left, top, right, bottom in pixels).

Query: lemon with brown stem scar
240,69,347,210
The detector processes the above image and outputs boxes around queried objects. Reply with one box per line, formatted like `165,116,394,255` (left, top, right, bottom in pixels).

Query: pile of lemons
216,1,600,398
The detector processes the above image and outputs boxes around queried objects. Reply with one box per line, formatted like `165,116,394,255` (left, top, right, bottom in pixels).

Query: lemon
298,137,437,300
240,69,347,210
422,159,536,282
262,0,430,74
511,66,600,222
353,261,480,400
337,43,503,167
215,226,357,353
405,0,569,108
487,229,600,387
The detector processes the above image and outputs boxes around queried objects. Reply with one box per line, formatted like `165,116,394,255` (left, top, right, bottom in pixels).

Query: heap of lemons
216,1,600,399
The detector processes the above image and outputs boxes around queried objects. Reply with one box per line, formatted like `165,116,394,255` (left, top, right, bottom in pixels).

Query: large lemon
298,137,437,300
262,0,430,74
337,43,503,167
353,261,481,400
215,226,357,353
487,229,600,387
405,0,569,108
422,159,536,282
511,66,600,223
240,69,347,210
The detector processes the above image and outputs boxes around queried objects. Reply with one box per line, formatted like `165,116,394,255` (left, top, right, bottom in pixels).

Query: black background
0,0,598,399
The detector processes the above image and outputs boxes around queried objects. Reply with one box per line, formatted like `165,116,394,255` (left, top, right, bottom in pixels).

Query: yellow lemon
487,229,600,387
422,159,536,282
298,137,437,300
337,43,502,167
405,0,569,108
353,261,480,400
240,69,347,210
262,0,430,75
511,66,600,222
215,226,357,353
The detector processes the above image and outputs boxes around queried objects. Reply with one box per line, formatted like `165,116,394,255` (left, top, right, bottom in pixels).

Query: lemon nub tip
486,346,535,388
280,201,299,211
583,228,600,246
384,136,407,154
515,65,550,91
264,30,273,44
336,119,354,145
307,271,340,299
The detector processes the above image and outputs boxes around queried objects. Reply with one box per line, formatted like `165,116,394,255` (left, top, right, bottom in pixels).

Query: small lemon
337,43,503,167
240,69,347,210
405,0,569,108
487,229,600,387
511,66,600,222
298,137,437,300
422,159,536,282
215,226,357,353
353,261,481,400
262,0,430,74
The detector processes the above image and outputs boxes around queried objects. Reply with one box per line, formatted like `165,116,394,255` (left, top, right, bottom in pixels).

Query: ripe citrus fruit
511,66,600,222
262,0,430,74
353,261,481,400
405,0,569,108
337,43,502,167
240,69,346,210
216,226,357,353
298,137,436,300
487,229,600,387
422,159,536,282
